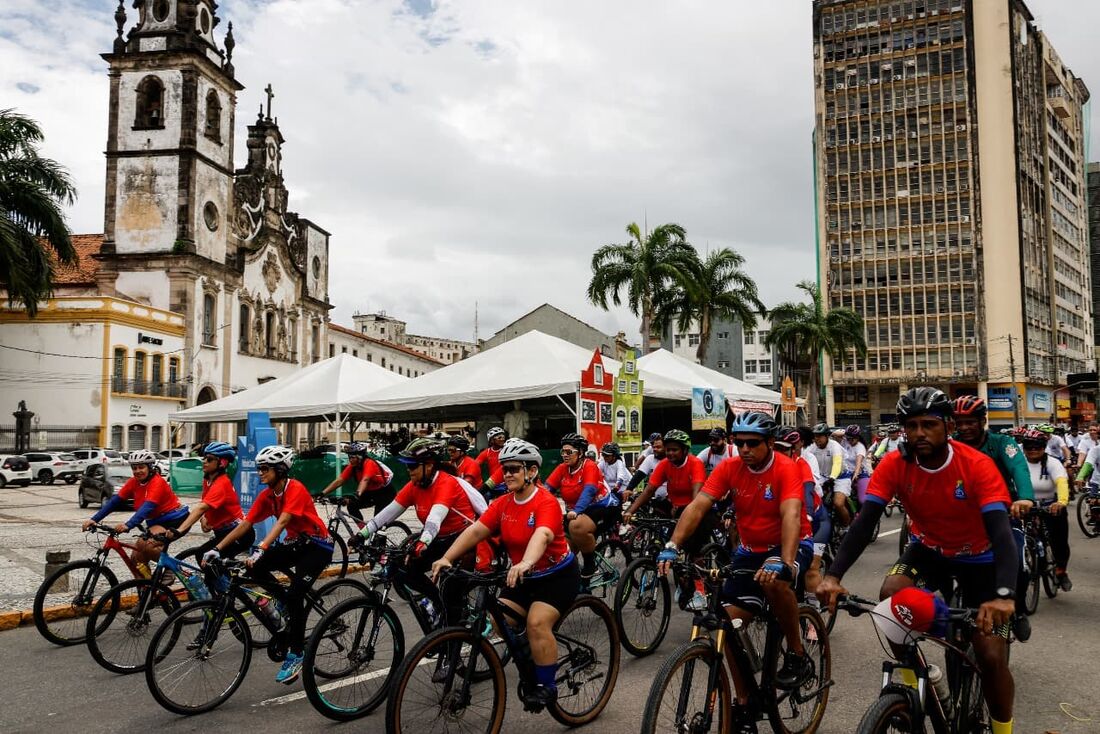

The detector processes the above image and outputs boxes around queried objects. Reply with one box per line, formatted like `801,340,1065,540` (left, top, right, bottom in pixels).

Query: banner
692,387,726,430
612,349,643,451
987,386,1015,412
236,411,278,536
729,399,776,415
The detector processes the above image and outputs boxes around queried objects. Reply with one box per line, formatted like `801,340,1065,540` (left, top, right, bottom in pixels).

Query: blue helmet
203,441,236,459
729,411,777,436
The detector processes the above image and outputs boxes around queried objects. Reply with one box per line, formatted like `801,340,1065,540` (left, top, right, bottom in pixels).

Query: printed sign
692,387,726,430
236,411,278,537
987,386,1015,412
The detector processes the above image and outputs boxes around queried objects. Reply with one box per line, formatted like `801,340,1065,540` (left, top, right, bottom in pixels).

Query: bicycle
386,566,620,733
1021,505,1062,614
837,594,999,733
641,562,832,734
32,524,199,646
316,495,412,578
143,556,369,715
1075,481,1100,538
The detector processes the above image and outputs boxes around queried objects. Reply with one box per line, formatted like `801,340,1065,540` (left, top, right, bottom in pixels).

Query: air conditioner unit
872,136,881,142
966,337,976,345
936,186,945,192
871,78,880,85
961,215,970,222
956,124,967,131
954,370,964,377
910,131,918,138
893,74,903,81
906,59,917,66
885,133,894,140
835,83,846,90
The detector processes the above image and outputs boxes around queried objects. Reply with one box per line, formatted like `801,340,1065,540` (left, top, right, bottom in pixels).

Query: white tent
636,349,785,405
170,353,408,423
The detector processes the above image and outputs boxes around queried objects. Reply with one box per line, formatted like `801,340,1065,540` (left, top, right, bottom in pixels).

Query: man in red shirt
477,426,507,495
818,388,1018,734
658,412,813,718
446,435,483,490
318,441,394,524
168,441,254,557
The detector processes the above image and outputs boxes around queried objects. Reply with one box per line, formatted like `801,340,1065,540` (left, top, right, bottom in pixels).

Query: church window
152,0,170,23
134,76,165,129
203,201,219,230
204,90,221,142
199,6,211,34
203,293,217,346
265,312,275,355
312,256,321,279
287,317,297,357
239,304,250,351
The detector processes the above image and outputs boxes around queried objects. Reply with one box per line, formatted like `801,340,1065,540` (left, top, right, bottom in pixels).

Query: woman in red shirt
168,442,254,557
546,432,619,584
317,442,394,524
433,438,578,711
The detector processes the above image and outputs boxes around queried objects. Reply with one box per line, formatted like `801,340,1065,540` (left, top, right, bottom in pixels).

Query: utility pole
1007,334,1020,426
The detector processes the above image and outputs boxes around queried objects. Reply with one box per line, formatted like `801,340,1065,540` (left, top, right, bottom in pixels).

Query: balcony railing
111,377,188,398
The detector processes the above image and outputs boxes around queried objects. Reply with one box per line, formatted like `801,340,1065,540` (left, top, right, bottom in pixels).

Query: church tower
100,0,242,262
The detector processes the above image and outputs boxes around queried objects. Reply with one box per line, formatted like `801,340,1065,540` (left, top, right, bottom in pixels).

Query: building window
312,324,320,362
113,347,126,391
134,350,147,392
151,354,163,395
127,424,147,451
674,335,682,347
398,366,404,375
134,75,165,129
744,331,755,345
717,360,730,369
688,334,701,346
381,357,386,368
757,331,769,343
110,425,124,450
758,359,771,373
204,89,221,142
352,349,358,357
328,343,335,358
239,304,250,351
264,311,274,355
151,425,163,451
744,360,757,375
202,293,217,346
287,318,297,359
717,332,729,340
168,357,179,384
342,346,348,354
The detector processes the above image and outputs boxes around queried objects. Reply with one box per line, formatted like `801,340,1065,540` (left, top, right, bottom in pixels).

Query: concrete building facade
480,303,630,357
661,316,780,390
328,323,443,378
351,312,476,364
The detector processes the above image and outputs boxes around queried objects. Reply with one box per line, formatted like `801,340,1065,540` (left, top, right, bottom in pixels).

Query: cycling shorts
499,558,580,617
721,542,812,614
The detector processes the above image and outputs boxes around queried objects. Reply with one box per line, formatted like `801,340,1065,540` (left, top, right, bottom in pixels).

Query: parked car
23,452,82,485
78,463,134,509
71,448,128,470
0,455,33,488
159,449,190,461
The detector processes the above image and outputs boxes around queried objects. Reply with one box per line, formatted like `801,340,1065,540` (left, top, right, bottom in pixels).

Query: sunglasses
560,449,577,456
732,438,765,449
257,464,275,472
1022,443,1046,450
501,464,526,475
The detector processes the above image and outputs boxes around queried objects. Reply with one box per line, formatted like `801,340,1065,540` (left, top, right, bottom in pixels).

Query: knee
526,614,554,637
878,575,910,600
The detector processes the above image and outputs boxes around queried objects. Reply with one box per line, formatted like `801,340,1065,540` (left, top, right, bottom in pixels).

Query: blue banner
235,411,278,540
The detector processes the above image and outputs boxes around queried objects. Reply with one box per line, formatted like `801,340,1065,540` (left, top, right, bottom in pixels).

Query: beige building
327,323,443,377
813,0,1092,427
351,311,476,364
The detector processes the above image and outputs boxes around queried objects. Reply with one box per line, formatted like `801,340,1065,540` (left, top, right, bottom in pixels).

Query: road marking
256,658,429,707
879,528,901,537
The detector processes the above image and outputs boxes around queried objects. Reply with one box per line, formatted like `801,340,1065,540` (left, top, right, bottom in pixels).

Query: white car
0,455,33,488
159,449,190,461
71,448,128,471
23,452,82,485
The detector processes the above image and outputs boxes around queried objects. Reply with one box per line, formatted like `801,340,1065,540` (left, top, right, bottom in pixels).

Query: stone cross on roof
264,83,274,120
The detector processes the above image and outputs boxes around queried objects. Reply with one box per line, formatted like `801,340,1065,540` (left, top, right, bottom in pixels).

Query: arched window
151,354,164,395
112,347,127,392
202,293,217,345
127,424,147,451
239,303,250,352
204,89,221,142
265,311,275,356
134,75,165,129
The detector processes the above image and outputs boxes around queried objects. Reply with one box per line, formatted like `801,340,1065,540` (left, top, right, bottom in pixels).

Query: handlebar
836,593,977,624
85,523,128,536
438,566,510,588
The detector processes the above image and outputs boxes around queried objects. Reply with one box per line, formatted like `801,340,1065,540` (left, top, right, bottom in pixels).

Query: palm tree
764,280,866,422
0,108,76,316
587,222,698,353
654,247,764,363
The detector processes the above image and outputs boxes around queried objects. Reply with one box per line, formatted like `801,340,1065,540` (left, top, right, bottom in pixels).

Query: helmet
775,426,801,447
647,432,663,444
812,422,831,436
202,441,235,460
600,442,622,459
498,438,543,466
560,432,589,452
1035,423,1054,435
128,449,158,466
896,387,953,421
796,426,815,446
345,441,369,457
486,427,506,441
887,423,900,432
730,411,777,436
845,424,863,438
1017,428,1046,446
663,429,691,449
255,445,295,470
447,435,470,452
708,427,727,440
952,396,987,418
399,437,445,464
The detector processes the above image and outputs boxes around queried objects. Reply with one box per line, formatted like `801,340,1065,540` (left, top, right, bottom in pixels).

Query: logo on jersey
763,484,774,500
1004,444,1018,459
527,512,535,527
953,480,967,500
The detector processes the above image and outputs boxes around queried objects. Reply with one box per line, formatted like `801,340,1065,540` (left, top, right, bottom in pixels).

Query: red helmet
1016,428,1046,446
952,395,987,418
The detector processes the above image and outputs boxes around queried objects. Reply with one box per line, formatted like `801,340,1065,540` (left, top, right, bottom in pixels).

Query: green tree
654,247,764,363
0,108,76,316
587,222,697,353
764,280,866,422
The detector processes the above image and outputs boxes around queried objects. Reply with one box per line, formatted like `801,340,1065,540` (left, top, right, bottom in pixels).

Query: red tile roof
51,233,104,285
329,322,445,365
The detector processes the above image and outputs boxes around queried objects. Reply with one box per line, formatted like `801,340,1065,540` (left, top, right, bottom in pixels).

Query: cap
871,587,949,645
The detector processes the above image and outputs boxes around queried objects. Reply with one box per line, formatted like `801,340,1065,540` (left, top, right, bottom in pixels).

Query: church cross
264,84,275,119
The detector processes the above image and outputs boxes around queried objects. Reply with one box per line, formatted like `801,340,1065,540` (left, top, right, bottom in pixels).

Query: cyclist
659,411,814,725
446,434,483,490
82,449,189,571
817,388,1018,734
546,432,619,586
697,427,735,474
834,425,871,525
1074,423,1099,467
805,423,843,510
624,433,668,508
317,441,394,524
596,442,631,498
1017,429,1073,592
477,427,507,495
777,426,829,597
1038,423,1071,464
872,424,903,464
634,431,664,470
431,438,578,711
167,441,254,558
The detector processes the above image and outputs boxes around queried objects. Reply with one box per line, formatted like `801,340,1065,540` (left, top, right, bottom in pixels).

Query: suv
71,448,128,470
78,463,134,508
23,452,82,485
0,455,33,488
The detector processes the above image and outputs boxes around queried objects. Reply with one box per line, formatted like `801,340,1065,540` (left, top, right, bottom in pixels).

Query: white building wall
116,69,184,150
114,270,172,311
741,319,775,388
328,329,440,378
112,155,179,254
192,160,231,261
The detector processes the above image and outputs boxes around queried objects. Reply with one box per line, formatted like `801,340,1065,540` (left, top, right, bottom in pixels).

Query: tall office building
813,0,1092,428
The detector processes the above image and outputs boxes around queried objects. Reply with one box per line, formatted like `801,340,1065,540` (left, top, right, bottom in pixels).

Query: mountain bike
641,562,831,734
1022,505,1061,613
838,594,999,733
143,556,368,715
316,495,412,578
1076,481,1100,538
386,566,620,733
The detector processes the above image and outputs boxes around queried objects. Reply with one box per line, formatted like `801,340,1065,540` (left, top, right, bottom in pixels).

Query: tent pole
335,410,343,482
556,394,577,419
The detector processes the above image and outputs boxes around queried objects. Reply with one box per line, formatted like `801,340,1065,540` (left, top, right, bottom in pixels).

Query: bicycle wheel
1022,540,1040,615
311,578,370,626
768,606,831,734
548,596,620,726
897,515,910,557
145,599,252,715
1040,555,1059,599
86,578,179,674
614,557,671,657
595,538,631,582
855,692,914,733
303,596,404,720
385,627,506,734
870,516,881,543
952,651,989,732
640,639,731,734
1076,493,1099,537
33,560,119,646
381,520,412,547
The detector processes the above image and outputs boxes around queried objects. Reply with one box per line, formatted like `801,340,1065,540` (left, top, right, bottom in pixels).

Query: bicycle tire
145,599,252,715
1040,556,1059,599
1023,540,1040,615
594,538,631,580
613,557,671,657
381,520,412,547
952,650,989,733
86,578,180,674
855,691,914,733
897,516,910,557
640,639,731,734
1076,493,1099,537
33,560,119,646
385,627,506,734
768,605,831,734
303,596,405,720
328,533,350,579
870,516,881,543
547,596,620,726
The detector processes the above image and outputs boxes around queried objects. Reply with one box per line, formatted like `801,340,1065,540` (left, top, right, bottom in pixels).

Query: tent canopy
170,353,407,423
636,349,784,404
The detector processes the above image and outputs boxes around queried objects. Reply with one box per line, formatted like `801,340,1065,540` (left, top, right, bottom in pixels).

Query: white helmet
486,427,506,440
128,449,158,466
497,438,542,466
255,445,295,470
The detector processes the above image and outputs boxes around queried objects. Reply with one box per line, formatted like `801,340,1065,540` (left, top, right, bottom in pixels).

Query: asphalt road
2,512,1099,733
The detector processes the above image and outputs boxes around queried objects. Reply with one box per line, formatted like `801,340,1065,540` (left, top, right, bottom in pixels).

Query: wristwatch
994,586,1015,601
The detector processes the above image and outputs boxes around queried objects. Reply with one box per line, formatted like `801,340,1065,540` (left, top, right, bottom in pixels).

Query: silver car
23,452,82,485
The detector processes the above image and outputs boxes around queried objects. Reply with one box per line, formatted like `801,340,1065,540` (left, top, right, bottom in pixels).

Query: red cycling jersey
477,486,572,573
453,455,483,490
246,479,329,541
702,452,811,552
339,458,389,493
394,472,478,538
546,458,608,510
118,474,181,521
648,455,707,507
867,441,1010,557
476,447,502,479
200,474,244,530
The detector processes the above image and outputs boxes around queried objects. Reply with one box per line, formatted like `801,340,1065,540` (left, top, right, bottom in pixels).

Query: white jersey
806,439,844,478
841,441,869,475
1026,456,1067,502
637,453,668,499
800,447,825,497
696,443,735,473
1085,445,1100,472
1045,434,1068,461
1065,433,1079,450
596,458,632,492
1075,435,1098,457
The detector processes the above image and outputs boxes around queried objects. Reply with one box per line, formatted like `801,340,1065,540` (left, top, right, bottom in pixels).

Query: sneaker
520,683,557,713
686,590,708,611
1057,573,1073,592
275,653,304,685
775,651,813,690
1013,615,1032,643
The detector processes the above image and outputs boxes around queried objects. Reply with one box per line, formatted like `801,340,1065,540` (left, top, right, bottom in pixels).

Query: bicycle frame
75,526,145,605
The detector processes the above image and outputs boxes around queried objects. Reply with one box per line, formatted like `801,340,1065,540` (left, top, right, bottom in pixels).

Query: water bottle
927,664,953,719
418,597,440,628
257,597,283,628
180,570,210,601
733,619,762,673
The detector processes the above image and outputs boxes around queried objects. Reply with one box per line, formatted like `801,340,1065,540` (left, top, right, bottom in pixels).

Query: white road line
878,528,901,537
256,658,429,707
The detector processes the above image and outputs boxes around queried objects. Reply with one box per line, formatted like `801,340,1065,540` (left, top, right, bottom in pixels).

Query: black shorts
721,543,813,613
674,506,721,556
499,559,580,617
352,486,397,513
582,503,621,536
889,542,1003,611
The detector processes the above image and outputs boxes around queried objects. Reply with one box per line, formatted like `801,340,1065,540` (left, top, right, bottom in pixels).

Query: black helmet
600,442,622,459
812,422,831,435
447,435,470,452
708,427,727,440
560,432,589,452
647,432,662,443
398,437,445,465
896,387,953,421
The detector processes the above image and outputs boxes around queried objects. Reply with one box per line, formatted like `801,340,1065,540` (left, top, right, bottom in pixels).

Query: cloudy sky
3,1,1099,345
